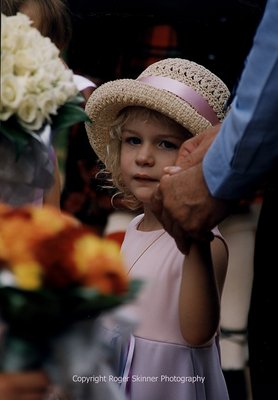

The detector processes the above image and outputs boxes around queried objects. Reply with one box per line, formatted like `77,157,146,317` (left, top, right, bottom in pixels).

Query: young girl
85,58,230,400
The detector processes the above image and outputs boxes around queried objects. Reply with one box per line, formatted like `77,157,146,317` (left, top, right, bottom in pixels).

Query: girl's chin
133,190,154,204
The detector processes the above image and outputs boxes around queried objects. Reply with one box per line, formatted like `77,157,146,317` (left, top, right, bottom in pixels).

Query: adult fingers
175,139,204,169
175,124,221,169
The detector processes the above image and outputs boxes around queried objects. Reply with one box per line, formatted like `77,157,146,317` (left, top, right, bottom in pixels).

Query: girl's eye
125,136,141,145
160,140,178,149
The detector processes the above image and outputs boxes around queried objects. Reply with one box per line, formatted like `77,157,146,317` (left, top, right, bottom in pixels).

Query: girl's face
120,116,186,206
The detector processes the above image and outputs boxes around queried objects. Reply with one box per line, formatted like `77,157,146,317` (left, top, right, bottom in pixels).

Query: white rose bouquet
0,12,91,205
0,12,90,142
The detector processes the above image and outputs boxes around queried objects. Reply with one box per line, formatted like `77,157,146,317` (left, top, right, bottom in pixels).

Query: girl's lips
134,174,157,181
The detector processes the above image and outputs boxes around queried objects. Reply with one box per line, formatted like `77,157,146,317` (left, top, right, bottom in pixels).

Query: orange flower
34,226,128,294
0,203,139,375
0,204,77,267
0,204,129,295
33,227,84,289
73,232,129,294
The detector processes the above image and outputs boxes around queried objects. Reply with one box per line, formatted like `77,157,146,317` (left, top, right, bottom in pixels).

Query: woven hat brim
85,79,215,162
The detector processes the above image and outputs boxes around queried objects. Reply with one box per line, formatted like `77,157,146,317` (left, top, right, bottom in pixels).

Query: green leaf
69,94,86,105
0,119,29,158
0,279,143,338
52,101,91,134
65,279,143,319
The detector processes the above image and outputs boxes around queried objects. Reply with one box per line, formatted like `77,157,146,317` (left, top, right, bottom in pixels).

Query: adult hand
169,123,221,171
0,371,50,400
152,163,231,253
151,124,232,252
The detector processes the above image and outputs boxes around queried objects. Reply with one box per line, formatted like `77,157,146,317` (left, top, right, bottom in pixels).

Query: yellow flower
12,261,43,290
73,234,103,274
73,234,128,294
30,205,78,234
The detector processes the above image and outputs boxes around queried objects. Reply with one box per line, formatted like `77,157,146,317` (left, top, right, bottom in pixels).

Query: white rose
18,109,45,132
1,52,14,75
14,48,39,76
22,113,45,131
0,75,26,111
41,37,60,59
26,70,52,94
46,59,67,83
1,12,84,136
2,30,17,54
55,69,78,101
2,13,32,53
52,87,68,105
57,82,78,102
60,67,75,83
17,95,38,124
37,91,59,119
1,15,19,52
0,105,14,121
10,12,31,31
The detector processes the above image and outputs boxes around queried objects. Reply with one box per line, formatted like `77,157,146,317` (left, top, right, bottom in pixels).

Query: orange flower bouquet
0,203,140,373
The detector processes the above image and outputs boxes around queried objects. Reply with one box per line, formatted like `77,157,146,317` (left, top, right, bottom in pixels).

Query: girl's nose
135,144,155,166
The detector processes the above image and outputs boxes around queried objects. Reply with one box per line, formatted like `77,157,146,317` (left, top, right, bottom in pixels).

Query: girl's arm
179,237,228,345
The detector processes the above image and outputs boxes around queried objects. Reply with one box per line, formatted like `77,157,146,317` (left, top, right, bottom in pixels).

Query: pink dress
103,214,229,400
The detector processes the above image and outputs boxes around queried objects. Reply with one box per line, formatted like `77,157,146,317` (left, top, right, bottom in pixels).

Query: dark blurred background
66,0,267,89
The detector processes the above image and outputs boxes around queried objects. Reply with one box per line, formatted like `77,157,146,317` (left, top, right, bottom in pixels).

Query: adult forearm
203,0,278,199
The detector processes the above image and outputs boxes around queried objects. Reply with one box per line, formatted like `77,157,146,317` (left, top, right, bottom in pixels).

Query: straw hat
85,58,230,162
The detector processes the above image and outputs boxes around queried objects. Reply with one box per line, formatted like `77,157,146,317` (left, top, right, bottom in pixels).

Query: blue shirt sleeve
203,0,278,199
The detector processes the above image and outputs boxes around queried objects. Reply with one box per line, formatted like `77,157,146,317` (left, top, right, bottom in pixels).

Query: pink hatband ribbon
137,75,219,125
